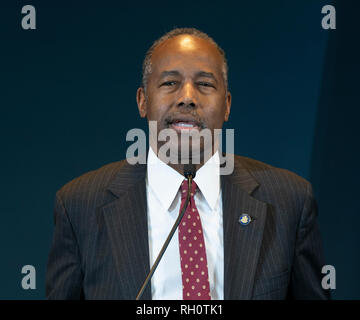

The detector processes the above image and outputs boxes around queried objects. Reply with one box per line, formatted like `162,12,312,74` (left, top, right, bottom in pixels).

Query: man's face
137,34,231,162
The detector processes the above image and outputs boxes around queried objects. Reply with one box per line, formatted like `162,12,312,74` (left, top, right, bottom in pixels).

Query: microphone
183,164,196,180
136,164,196,300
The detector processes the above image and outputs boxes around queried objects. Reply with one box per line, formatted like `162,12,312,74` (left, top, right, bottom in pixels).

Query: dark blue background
0,0,359,299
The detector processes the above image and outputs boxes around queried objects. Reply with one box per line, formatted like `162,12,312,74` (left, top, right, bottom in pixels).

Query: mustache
163,112,206,129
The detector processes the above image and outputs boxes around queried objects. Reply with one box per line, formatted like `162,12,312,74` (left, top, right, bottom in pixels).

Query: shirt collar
193,151,220,210
147,147,185,211
147,147,220,211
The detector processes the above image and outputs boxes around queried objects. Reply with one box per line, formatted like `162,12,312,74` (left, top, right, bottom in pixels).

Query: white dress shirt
146,147,224,300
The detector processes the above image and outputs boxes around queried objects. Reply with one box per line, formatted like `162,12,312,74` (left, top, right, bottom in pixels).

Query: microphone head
183,164,196,179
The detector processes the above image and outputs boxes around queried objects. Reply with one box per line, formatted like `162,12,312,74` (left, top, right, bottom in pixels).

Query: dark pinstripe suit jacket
46,155,330,300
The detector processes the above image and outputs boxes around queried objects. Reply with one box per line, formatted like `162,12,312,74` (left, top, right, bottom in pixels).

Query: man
46,28,330,299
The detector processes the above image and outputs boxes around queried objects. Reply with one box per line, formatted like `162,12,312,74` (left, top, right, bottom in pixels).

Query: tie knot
180,179,197,199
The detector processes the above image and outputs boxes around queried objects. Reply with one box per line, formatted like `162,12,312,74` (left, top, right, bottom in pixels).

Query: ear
136,87,147,118
224,91,232,121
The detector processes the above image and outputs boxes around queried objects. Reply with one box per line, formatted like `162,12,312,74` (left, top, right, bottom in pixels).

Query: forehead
150,35,224,76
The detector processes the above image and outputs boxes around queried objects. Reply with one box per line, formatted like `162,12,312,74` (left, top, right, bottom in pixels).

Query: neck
166,162,203,176
149,144,218,176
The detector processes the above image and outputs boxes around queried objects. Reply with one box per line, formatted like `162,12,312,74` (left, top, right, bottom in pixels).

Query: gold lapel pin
238,213,252,226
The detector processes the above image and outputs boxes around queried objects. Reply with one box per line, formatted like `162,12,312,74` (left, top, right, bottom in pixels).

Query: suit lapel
222,158,268,299
102,162,152,300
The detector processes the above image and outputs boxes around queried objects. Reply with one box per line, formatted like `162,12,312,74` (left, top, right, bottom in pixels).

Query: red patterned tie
178,179,211,300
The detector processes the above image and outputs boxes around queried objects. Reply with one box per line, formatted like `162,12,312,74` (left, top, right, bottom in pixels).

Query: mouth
171,120,200,131
166,117,204,132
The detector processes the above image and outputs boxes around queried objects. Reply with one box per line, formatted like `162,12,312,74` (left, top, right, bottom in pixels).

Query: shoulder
234,154,310,187
55,160,129,209
233,154,313,209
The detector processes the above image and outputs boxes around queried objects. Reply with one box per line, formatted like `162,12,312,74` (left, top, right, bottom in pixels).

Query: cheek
145,96,166,120
203,102,227,128
146,100,173,128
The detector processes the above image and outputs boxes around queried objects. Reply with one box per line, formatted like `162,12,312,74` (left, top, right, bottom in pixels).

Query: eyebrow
159,70,218,83
195,71,218,83
159,70,181,78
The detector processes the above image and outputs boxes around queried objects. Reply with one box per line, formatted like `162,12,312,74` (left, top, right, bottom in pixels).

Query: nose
177,81,197,109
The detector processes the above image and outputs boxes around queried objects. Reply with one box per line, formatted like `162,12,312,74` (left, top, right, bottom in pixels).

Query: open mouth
166,116,203,132
171,120,200,131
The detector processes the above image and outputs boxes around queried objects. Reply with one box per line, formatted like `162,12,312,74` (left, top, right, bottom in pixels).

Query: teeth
175,122,195,128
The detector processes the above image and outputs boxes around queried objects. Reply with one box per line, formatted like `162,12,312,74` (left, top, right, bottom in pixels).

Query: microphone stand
136,171,195,300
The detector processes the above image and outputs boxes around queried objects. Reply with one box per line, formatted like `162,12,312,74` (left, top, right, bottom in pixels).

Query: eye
197,82,214,88
161,81,177,86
